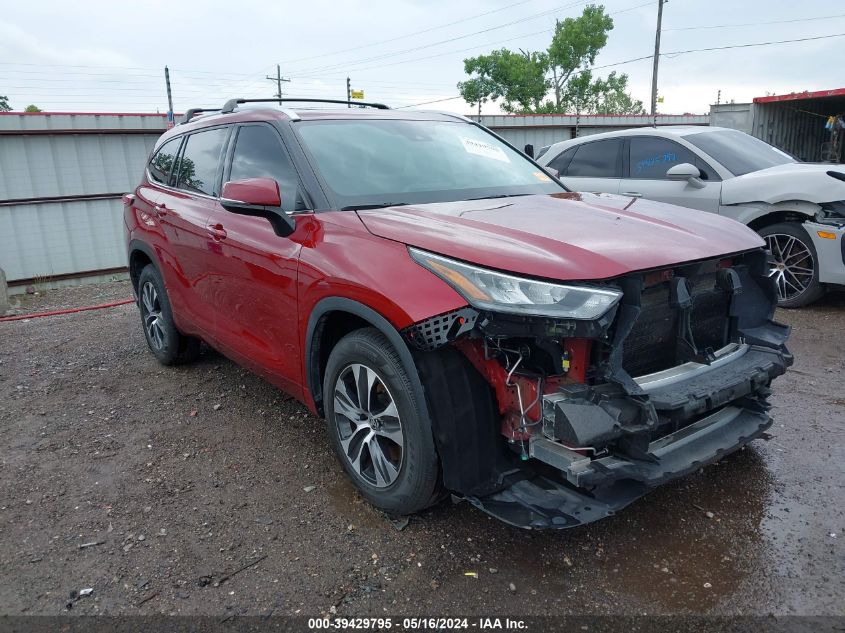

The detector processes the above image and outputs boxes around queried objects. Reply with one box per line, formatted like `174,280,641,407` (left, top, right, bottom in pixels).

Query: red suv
125,98,791,529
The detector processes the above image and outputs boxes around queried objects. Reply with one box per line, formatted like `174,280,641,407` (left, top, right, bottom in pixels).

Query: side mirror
524,144,534,159
666,163,705,189
543,166,560,179
220,178,296,237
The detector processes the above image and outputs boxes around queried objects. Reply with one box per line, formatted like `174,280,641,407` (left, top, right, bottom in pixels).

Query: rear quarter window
567,139,622,178
148,137,182,185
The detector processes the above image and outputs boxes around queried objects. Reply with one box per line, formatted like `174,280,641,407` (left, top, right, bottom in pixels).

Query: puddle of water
594,449,771,611
324,478,386,530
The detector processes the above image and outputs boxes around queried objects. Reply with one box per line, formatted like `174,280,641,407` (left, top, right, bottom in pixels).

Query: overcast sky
1,0,842,115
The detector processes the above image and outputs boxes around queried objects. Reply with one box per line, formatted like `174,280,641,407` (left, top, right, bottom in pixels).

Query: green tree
0,96,10,112
546,5,613,109
458,4,644,115
459,49,548,114
24,104,42,113
554,70,644,115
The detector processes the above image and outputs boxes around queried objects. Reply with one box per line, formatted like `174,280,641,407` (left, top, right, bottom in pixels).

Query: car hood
722,162,845,205
357,193,764,281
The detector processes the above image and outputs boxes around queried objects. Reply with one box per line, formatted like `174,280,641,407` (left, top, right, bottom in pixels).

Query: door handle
153,203,169,217
206,222,227,241
621,191,643,198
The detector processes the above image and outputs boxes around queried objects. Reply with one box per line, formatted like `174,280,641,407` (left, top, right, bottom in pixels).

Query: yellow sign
351,89,365,99
657,96,665,103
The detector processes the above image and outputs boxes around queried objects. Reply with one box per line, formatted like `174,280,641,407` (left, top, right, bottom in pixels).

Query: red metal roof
753,88,845,103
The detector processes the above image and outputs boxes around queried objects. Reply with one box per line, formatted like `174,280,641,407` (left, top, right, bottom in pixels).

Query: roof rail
220,97,390,114
180,108,220,124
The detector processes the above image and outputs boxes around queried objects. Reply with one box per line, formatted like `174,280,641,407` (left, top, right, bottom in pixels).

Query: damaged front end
404,247,791,529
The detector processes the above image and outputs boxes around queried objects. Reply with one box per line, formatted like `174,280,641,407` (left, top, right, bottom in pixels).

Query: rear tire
137,265,201,365
758,222,825,308
323,328,440,515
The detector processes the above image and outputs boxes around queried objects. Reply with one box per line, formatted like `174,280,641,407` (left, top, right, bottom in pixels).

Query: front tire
137,265,201,365
323,328,439,515
759,222,825,308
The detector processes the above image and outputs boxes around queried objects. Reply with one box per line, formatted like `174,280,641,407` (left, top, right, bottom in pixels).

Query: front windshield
684,129,795,176
295,118,564,209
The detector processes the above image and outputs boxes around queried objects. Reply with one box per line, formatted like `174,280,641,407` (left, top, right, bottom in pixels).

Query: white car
537,126,845,307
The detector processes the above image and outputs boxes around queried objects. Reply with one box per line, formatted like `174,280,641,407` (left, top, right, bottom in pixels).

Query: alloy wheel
333,363,404,488
140,281,166,350
764,233,815,303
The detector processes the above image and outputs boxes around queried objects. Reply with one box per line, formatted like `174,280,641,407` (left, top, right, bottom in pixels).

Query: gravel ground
0,281,843,617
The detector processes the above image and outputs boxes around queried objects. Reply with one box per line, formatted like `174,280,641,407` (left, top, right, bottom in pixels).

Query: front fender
719,200,821,226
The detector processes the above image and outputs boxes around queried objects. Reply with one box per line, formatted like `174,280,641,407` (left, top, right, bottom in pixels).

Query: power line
396,96,464,109
400,31,845,109
278,0,535,66
294,2,652,79
665,12,845,31
286,0,590,76
662,32,845,57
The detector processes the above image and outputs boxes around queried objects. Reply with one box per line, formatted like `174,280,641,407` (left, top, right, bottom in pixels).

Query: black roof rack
220,97,390,114
180,108,220,124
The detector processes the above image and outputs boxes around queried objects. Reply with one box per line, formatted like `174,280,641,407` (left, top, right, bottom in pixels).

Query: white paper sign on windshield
460,137,510,163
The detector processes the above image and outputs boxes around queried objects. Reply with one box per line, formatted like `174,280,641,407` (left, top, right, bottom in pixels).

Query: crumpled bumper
468,343,789,530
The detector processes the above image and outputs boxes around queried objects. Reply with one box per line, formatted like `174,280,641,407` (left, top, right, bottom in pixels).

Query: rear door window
567,139,622,178
148,137,182,186
176,128,228,196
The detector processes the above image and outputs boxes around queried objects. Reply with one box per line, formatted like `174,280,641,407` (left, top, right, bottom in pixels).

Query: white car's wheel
759,222,825,308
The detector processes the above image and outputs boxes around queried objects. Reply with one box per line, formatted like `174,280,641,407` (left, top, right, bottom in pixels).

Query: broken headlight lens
409,247,622,319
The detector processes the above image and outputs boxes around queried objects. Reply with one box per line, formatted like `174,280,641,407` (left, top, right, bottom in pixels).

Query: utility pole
347,77,351,108
266,64,290,103
650,0,665,127
164,66,174,127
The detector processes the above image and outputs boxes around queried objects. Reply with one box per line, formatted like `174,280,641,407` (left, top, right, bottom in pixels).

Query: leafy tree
0,95,10,112
458,4,644,115
546,5,613,109
460,49,548,114
553,70,644,115
24,104,42,113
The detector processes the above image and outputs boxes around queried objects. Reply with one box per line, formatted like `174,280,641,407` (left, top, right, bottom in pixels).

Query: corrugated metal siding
492,127,573,150
0,198,126,280
0,113,167,283
480,113,709,152
711,97,845,162
753,99,845,162
0,113,171,132
0,134,158,199
709,103,755,135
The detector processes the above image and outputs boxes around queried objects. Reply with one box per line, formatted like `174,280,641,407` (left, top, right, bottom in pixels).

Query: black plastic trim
305,297,422,417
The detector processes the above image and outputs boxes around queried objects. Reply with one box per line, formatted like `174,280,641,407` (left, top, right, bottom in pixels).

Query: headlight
409,248,622,319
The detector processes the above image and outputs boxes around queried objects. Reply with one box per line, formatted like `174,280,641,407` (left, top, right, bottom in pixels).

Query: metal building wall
480,113,710,151
709,103,755,135
711,91,845,163
0,113,167,284
753,97,845,163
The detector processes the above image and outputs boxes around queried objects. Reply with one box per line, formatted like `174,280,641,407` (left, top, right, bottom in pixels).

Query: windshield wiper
341,202,410,211
465,193,534,201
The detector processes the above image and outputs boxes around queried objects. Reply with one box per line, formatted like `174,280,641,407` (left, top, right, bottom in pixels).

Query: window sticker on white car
636,151,677,174
461,137,510,163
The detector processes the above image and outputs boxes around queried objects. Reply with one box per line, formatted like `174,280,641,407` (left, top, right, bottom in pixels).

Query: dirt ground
1,281,843,618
